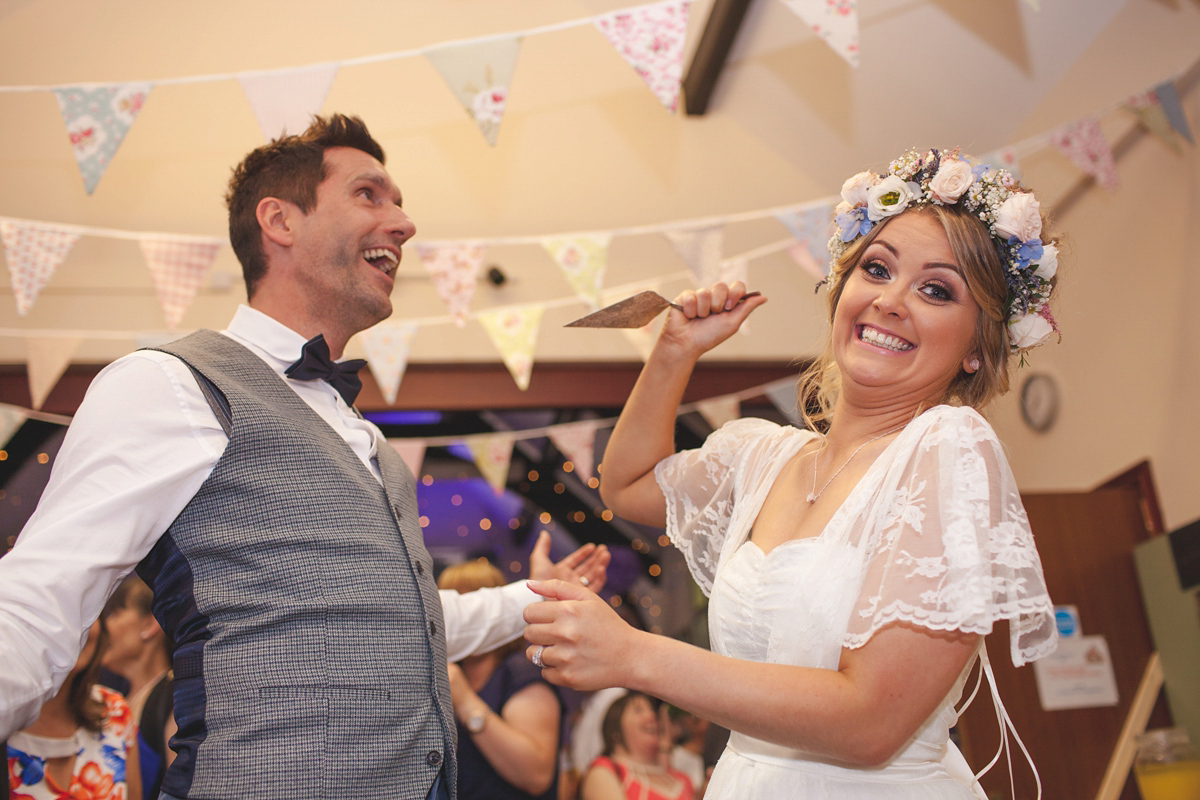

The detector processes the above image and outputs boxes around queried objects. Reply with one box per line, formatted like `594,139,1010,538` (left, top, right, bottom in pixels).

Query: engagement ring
532,645,545,668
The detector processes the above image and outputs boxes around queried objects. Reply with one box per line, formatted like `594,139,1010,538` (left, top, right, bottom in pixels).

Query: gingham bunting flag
53,83,151,195
1154,79,1194,145
466,432,516,494
426,36,522,146
548,420,601,481
238,65,339,140
416,244,485,327
477,305,543,391
780,0,860,67
139,238,222,329
664,224,724,287
697,396,740,431
775,205,832,278
26,337,83,410
387,439,427,479
1,220,81,316
1050,117,1119,191
594,0,692,112
542,234,611,309
362,322,419,405
0,403,27,446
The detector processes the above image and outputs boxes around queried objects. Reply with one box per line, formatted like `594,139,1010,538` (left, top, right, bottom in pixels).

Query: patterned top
590,756,695,800
7,686,136,800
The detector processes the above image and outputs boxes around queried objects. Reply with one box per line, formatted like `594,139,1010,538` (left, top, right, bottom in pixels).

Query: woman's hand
528,530,611,593
657,281,767,361
523,579,642,691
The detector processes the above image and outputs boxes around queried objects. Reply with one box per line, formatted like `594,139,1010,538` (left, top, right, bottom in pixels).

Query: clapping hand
528,530,611,593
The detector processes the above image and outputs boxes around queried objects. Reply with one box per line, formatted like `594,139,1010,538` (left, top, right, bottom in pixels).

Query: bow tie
284,334,368,405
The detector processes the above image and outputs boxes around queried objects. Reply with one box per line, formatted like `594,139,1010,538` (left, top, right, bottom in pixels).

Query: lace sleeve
844,407,1058,667
654,417,783,596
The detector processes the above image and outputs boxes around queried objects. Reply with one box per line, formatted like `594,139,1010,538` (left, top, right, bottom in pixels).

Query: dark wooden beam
681,0,755,115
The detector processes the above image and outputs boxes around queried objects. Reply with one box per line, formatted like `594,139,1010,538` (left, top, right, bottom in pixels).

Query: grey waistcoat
141,331,456,799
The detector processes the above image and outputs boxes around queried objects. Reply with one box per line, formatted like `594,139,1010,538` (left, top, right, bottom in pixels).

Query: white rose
1033,242,1058,280
994,193,1042,242
834,200,854,216
866,175,916,221
1008,311,1054,349
928,159,974,203
840,171,878,207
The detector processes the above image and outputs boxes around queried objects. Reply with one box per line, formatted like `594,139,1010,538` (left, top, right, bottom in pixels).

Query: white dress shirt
0,305,533,738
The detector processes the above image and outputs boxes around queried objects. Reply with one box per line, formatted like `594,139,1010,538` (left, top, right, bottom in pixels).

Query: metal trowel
564,290,761,328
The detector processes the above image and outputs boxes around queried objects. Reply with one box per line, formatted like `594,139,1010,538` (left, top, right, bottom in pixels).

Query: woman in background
581,692,694,800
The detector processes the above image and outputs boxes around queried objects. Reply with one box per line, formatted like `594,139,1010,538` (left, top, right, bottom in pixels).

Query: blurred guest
667,708,708,798
7,611,141,799
101,575,175,800
581,692,694,800
441,561,564,800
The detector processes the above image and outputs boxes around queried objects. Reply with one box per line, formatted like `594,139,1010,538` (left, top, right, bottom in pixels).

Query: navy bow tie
284,334,368,405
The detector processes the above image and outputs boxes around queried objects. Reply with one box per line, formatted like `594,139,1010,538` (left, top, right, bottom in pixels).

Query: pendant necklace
807,424,907,504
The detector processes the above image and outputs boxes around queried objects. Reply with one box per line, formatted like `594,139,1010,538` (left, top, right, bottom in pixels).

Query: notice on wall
1034,634,1120,711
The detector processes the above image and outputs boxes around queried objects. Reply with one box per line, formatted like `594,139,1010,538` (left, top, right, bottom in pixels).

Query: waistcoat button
416,562,424,576
426,750,442,767
429,620,437,636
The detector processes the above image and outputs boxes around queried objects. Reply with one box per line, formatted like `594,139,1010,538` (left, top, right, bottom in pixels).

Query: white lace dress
654,405,1057,799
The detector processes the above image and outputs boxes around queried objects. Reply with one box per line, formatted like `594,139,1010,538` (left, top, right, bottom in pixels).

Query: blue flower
102,743,126,782
836,207,872,242
1010,236,1043,271
7,745,46,786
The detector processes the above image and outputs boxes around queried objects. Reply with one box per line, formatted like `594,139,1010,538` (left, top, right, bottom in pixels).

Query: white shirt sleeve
0,351,224,738
440,582,538,663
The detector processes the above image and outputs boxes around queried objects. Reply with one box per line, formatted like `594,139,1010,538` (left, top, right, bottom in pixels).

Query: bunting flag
1154,79,1194,144
387,438,427,479
362,322,419,405
604,284,664,360
0,403,27,446
696,396,740,431
979,147,1022,179
1,220,82,316
25,337,82,410
764,379,802,426
664,224,724,286
594,0,692,112
238,65,339,140
139,238,222,329
477,305,544,390
1022,0,1040,9
1125,89,1183,154
779,0,860,67
466,433,516,494
776,205,832,278
426,36,522,146
548,420,601,481
53,83,151,195
417,244,485,326
542,234,611,309
1049,117,1119,191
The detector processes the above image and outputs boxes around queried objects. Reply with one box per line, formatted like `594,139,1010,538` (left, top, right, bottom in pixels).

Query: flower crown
828,148,1060,352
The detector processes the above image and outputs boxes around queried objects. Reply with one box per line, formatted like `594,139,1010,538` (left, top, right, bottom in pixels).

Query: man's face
288,146,416,336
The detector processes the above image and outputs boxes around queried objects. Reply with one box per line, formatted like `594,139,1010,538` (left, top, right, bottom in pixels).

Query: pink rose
1034,243,1058,281
840,171,878,207
995,193,1042,242
929,159,974,203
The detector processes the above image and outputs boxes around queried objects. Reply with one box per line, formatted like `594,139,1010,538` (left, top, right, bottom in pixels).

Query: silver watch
466,710,488,734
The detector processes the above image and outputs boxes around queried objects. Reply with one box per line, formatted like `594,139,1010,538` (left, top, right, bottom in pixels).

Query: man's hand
528,530,610,593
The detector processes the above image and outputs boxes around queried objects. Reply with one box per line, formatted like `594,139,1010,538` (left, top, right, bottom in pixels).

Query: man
0,114,607,800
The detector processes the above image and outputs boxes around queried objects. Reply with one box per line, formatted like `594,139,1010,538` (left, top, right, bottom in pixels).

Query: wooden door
955,477,1172,800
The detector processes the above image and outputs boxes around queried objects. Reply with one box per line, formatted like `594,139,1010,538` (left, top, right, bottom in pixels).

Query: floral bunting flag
417,244,485,326
764,380,803,426
0,403,27,446
1125,89,1183,154
548,420,601,481
775,205,832,277
696,396,740,431
238,65,339,140
1154,79,1194,145
26,337,83,410
362,322,419,405
387,439,427,479
594,0,692,112
664,224,724,286
53,83,151,195
425,36,522,146
1,221,81,316
780,0,860,67
466,433,516,494
139,238,222,329
979,147,1022,179
1049,117,1119,191
477,306,544,390
542,234,611,309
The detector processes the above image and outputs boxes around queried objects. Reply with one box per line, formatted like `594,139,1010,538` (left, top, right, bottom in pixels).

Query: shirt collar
223,305,315,373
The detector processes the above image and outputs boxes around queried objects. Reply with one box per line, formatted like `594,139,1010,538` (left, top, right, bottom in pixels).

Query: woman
7,611,141,800
523,148,1059,799
440,560,563,800
581,692,694,800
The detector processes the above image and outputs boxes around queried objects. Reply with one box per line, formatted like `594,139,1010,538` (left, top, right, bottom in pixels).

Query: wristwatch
466,709,489,734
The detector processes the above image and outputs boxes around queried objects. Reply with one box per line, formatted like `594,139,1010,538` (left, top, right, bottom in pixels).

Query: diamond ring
532,645,545,668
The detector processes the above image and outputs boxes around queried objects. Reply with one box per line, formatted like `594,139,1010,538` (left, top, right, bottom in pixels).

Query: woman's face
832,212,981,405
618,695,660,759
102,604,148,668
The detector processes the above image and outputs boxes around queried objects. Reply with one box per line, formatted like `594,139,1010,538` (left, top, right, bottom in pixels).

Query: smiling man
0,115,607,800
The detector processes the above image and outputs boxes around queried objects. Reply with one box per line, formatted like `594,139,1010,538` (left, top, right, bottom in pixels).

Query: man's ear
256,197,294,248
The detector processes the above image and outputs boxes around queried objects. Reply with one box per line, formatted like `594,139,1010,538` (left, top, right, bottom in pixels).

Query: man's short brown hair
225,114,386,298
